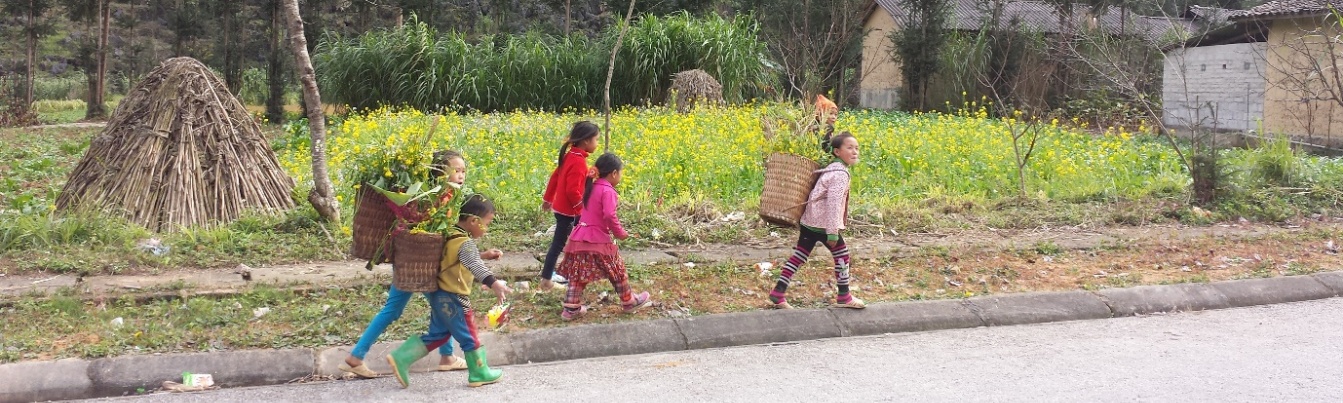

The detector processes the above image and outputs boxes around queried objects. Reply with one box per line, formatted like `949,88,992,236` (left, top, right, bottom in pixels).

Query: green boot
386,337,429,388
464,347,502,387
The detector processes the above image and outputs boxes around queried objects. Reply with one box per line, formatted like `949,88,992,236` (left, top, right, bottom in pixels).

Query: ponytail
556,143,570,169
558,121,601,169
582,153,624,205
582,176,596,205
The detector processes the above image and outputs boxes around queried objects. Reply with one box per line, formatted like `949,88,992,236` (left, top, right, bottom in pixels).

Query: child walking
388,194,512,388
769,131,865,310
339,151,502,379
556,153,651,320
540,121,601,291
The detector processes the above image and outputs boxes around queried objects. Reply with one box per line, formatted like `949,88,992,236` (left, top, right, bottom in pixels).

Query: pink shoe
561,305,587,321
622,291,652,313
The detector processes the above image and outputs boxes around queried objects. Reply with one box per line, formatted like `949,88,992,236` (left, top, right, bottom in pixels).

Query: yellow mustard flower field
276,104,1187,224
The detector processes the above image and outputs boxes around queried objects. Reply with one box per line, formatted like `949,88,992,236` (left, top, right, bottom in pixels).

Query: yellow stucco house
861,0,1180,110
1229,0,1343,146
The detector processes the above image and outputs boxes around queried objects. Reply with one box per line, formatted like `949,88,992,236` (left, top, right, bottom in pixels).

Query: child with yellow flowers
339,150,502,379
387,194,512,388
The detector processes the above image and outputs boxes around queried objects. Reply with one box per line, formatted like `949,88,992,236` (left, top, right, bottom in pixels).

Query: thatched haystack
57,57,296,231
669,69,724,113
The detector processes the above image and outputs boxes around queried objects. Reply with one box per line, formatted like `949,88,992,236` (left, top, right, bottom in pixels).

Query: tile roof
872,0,1194,40
1229,0,1343,20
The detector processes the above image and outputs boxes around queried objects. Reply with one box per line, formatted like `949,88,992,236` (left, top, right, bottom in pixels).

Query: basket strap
784,170,849,212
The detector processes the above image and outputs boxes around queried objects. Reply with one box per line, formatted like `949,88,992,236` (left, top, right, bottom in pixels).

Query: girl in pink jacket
769,131,865,310
555,153,653,320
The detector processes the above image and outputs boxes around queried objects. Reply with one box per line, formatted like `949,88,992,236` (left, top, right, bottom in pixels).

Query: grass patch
0,208,344,276
0,284,430,363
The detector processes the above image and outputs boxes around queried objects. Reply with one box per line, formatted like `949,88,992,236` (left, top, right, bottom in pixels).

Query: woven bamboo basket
759,153,820,227
391,232,443,292
351,187,397,262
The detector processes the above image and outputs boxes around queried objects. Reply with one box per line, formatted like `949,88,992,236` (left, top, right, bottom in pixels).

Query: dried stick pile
57,57,296,231
669,69,724,114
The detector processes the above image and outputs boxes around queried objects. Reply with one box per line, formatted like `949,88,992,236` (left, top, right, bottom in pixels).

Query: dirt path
26,122,106,130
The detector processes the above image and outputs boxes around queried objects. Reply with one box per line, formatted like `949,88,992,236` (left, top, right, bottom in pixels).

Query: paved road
100,298,1343,403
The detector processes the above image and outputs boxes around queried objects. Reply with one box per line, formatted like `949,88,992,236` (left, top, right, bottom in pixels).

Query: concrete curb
3,273,1340,402
1210,276,1336,308
963,291,1112,326
507,319,685,364
1095,283,1232,316
1313,271,1343,296
88,349,315,396
0,359,91,402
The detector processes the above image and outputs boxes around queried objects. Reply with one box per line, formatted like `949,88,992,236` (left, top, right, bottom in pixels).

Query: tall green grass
315,13,767,112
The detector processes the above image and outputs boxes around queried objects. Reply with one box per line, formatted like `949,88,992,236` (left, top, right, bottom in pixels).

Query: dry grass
493,228,1343,330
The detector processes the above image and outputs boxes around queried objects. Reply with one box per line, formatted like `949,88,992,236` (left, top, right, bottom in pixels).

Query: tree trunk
266,0,285,123
222,11,240,95
24,0,36,109
173,0,184,55
281,0,340,223
603,0,637,151
87,0,111,119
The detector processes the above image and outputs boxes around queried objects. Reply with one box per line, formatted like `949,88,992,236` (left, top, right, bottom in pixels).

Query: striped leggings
770,227,852,303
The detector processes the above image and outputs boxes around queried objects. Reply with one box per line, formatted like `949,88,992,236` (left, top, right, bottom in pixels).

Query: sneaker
552,273,569,285
622,291,652,313
833,296,866,309
561,305,587,321
769,294,793,310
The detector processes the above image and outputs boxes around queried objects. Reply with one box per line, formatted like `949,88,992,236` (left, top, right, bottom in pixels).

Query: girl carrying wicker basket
768,131,865,310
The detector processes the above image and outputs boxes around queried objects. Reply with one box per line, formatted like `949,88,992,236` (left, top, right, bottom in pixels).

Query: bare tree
975,19,1050,198
745,0,869,102
91,0,110,118
2,0,55,112
604,0,636,151
281,0,340,223
1061,4,1192,167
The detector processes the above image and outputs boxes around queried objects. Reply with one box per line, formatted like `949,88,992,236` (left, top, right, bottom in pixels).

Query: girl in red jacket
540,121,600,291
555,153,652,321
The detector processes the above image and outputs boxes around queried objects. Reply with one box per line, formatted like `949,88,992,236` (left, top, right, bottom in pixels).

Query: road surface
100,297,1343,402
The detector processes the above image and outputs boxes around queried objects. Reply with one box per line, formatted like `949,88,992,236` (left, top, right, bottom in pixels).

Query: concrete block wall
1162,42,1267,132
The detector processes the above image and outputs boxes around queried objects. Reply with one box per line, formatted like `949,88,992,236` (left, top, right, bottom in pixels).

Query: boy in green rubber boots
387,194,512,388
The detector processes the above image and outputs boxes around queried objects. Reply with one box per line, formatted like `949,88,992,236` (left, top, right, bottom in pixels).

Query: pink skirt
556,241,625,285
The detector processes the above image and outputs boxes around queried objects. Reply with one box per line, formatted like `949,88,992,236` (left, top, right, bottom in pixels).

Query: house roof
1229,0,1343,20
871,0,1194,41
1168,20,1269,50
1182,5,1237,23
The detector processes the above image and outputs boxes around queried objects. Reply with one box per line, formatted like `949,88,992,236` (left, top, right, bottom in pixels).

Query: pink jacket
799,162,850,235
569,179,628,243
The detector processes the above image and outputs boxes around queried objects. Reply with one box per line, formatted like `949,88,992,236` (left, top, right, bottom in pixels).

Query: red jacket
542,148,590,216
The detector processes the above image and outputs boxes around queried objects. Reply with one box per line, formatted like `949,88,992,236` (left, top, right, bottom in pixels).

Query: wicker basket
351,187,397,262
391,232,443,292
759,153,820,227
